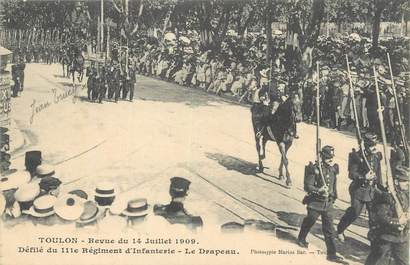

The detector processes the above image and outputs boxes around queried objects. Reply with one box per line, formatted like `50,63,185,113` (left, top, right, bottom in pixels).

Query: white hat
55,194,85,221
94,182,116,198
0,170,31,191
122,198,149,218
76,201,100,224
23,195,57,218
36,164,55,177
14,182,40,202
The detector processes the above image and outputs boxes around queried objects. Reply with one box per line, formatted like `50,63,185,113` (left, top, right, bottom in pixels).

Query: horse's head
289,93,302,123
275,94,302,128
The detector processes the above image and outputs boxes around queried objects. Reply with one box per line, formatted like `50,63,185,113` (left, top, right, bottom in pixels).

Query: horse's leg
255,137,264,173
279,156,284,181
278,141,292,187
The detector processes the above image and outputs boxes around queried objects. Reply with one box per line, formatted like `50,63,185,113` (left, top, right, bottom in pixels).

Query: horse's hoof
256,166,264,173
286,180,292,188
279,175,285,181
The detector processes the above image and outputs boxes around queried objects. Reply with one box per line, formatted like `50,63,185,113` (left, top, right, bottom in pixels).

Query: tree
284,0,325,93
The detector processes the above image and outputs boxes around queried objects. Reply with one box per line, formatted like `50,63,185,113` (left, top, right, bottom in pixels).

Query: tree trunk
372,8,383,48
265,0,273,65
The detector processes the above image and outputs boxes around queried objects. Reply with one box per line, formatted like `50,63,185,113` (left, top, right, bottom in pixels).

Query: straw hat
122,198,149,218
55,194,85,221
94,182,116,198
36,164,55,178
14,182,40,202
76,201,99,224
94,182,116,206
23,195,57,218
0,170,31,191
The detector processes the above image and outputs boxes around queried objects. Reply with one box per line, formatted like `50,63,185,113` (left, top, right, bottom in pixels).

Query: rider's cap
321,145,335,159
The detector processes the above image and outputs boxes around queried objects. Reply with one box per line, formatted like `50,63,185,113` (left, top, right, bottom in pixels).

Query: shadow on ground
137,76,234,108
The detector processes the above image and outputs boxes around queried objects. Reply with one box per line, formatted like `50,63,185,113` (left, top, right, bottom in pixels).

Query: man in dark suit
365,166,409,265
337,132,382,241
297,145,345,263
154,177,203,231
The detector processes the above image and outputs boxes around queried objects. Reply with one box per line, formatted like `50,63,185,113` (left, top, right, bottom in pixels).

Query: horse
251,95,302,187
69,53,85,84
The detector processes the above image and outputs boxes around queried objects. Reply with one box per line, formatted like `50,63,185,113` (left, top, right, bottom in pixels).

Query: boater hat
122,198,149,217
94,182,117,198
76,201,100,224
14,182,40,202
23,195,57,218
36,164,55,178
55,194,85,221
0,170,31,191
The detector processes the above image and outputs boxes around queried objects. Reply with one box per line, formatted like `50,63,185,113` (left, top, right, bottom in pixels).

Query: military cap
169,177,191,198
321,145,335,159
363,132,378,146
395,166,410,182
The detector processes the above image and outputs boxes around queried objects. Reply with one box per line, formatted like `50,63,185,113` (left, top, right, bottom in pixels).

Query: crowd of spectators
129,31,410,142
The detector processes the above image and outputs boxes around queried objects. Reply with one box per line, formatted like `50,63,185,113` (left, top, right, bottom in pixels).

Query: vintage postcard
0,0,409,265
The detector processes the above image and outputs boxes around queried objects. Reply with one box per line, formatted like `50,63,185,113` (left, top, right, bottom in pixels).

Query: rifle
373,66,404,219
315,62,328,196
345,55,373,175
387,53,409,167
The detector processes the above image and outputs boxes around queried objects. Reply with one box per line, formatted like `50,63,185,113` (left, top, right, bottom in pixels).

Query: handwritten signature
30,84,86,125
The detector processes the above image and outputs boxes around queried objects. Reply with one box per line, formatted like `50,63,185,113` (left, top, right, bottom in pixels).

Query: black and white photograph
0,0,409,264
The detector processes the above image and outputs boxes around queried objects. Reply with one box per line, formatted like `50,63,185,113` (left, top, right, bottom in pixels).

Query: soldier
390,136,408,178
154,177,203,231
297,146,345,263
128,63,137,102
337,132,382,241
11,63,20,97
98,65,107,104
365,166,409,265
86,62,96,101
17,57,26,92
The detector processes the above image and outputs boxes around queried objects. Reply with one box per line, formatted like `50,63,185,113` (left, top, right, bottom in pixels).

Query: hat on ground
0,170,31,191
94,182,116,206
36,164,55,178
169,177,191,198
68,189,88,200
14,182,41,210
55,194,85,221
39,176,61,193
321,145,335,159
77,201,99,224
23,195,57,218
221,222,245,233
364,132,378,146
122,198,149,218
395,166,410,182
25,151,42,175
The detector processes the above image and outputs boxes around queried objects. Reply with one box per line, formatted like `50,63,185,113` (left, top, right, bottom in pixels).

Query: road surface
3,63,377,265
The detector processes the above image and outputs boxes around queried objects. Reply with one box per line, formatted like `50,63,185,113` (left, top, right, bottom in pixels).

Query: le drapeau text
16,236,239,256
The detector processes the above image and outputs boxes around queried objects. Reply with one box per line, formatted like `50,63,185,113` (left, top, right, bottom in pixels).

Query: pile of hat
1,150,151,226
